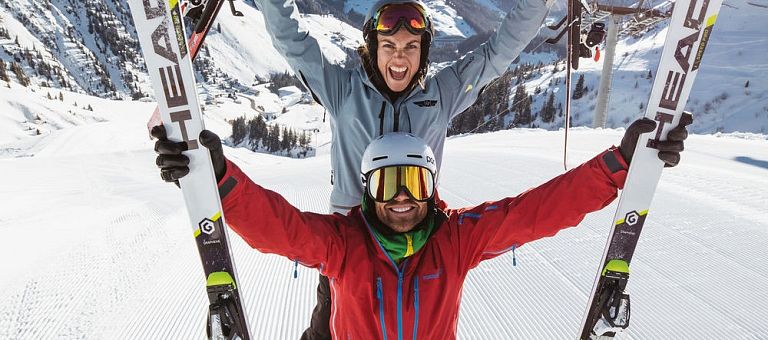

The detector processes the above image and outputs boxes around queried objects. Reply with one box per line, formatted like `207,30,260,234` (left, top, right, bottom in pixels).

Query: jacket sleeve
216,159,346,278
254,0,349,116
433,0,550,122
454,148,629,269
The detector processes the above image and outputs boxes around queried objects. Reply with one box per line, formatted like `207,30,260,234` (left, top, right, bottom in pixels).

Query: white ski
127,0,250,338
579,0,723,338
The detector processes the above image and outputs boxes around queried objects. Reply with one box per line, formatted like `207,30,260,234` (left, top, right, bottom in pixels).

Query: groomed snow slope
0,100,767,339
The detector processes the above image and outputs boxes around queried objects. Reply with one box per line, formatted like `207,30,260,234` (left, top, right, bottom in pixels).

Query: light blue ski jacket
254,0,550,209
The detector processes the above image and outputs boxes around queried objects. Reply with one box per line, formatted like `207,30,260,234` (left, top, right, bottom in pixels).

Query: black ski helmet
362,0,434,94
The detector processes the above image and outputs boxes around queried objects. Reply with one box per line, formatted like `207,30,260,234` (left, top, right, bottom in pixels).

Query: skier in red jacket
152,115,691,339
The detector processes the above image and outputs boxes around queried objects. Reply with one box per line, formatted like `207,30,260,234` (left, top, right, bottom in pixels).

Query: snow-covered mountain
0,0,766,148
0,0,144,98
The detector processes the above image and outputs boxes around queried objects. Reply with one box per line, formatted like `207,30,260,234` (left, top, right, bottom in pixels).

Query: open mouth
389,66,408,81
388,206,414,213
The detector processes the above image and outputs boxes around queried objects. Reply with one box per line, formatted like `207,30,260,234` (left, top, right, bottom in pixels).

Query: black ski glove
618,112,692,167
151,125,227,185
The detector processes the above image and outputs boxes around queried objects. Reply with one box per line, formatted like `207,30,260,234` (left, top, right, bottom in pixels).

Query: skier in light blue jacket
253,0,554,338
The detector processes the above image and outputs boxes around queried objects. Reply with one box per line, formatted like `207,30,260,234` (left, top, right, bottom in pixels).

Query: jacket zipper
365,218,411,340
378,101,386,136
393,106,400,132
397,272,404,340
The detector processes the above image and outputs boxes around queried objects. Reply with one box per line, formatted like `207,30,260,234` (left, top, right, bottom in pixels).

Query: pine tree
281,126,291,151
512,86,532,126
231,116,247,145
290,130,298,148
572,74,585,100
268,124,281,152
0,59,9,82
523,95,532,126
247,115,267,149
513,85,527,107
10,61,30,87
540,91,556,123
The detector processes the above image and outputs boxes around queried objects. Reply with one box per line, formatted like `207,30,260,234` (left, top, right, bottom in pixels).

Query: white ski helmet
360,132,437,183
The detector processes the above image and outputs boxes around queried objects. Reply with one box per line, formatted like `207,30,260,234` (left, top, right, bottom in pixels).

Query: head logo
426,155,435,165
136,0,198,151
625,211,640,226
647,0,712,150
199,218,215,235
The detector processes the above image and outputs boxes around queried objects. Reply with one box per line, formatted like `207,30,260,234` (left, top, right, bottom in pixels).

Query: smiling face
374,189,428,233
376,29,422,93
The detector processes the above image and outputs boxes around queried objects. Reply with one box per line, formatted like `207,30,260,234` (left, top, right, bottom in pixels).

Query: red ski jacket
217,148,628,340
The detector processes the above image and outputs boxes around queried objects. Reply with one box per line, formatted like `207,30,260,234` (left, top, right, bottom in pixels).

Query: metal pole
593,14,620,128
564,0,575,170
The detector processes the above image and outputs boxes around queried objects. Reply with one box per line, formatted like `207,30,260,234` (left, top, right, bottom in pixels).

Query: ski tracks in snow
2,127,767,339
0,149,181,339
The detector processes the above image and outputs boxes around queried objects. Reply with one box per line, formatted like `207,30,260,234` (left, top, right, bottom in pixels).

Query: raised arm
218,159,347,277
434,0,552,121
454,148,628,269
454,111,694,268
254,0,350,115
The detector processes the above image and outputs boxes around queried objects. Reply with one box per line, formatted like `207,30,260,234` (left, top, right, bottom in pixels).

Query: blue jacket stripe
413,277,420,340
397,274,403,340
377,277,388,340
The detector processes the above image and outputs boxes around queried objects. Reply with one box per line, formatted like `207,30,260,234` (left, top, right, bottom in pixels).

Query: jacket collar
355,197,447,272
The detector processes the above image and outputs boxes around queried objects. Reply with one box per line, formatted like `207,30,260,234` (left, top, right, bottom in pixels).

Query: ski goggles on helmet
366,165,435,203
372,3,429,36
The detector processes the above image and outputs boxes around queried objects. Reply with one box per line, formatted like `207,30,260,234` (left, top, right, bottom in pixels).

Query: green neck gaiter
362,195,436,263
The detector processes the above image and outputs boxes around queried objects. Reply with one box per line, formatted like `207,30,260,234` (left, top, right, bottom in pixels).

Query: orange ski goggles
372,3,429,36
366,165,435,202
